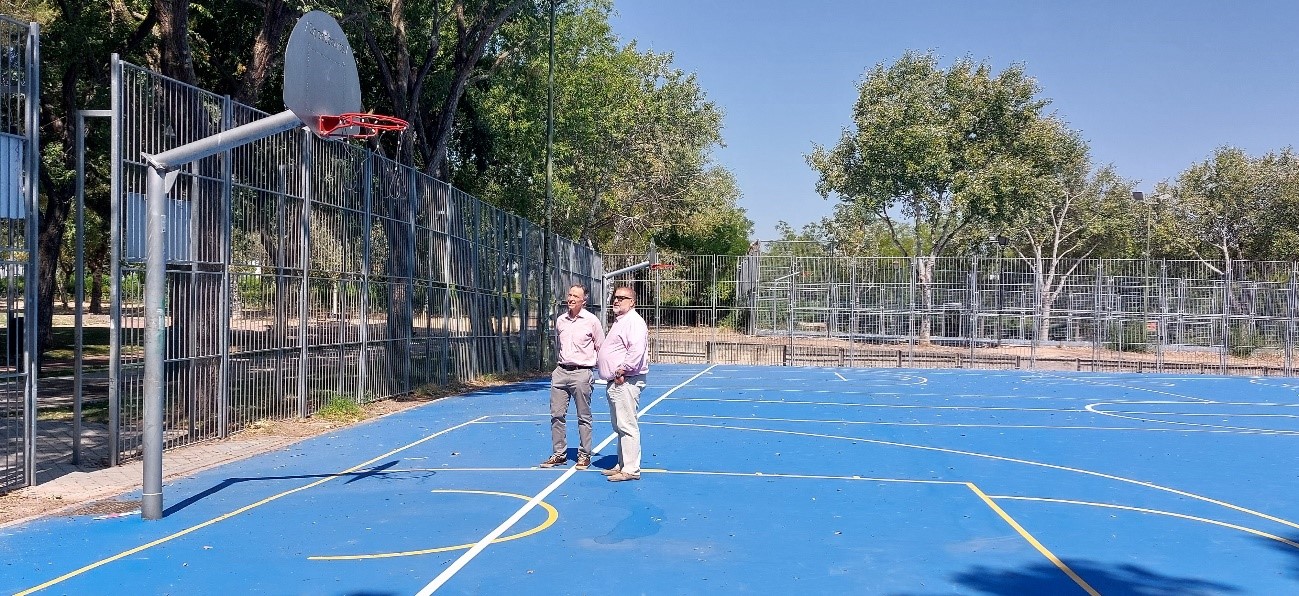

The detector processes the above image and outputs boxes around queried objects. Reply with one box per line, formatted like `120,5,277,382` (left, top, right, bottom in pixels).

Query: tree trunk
916,256,934,345
154,0,196,84
232,0,296,106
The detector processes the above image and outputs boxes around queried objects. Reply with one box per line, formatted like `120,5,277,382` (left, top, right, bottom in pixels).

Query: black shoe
576,453,591,470
538,453,566,468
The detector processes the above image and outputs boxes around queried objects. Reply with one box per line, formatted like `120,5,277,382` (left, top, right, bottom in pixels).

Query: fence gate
0,16,40,492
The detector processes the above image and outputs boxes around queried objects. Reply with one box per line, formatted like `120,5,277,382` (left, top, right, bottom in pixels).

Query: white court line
415,364,718,595
834,372,848,381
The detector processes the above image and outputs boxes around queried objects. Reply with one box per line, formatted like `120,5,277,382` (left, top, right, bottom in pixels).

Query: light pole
540,0,557,370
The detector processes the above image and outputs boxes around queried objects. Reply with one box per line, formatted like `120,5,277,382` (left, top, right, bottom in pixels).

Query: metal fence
107,59,601,464
0,16,38,493
608,242,1299,376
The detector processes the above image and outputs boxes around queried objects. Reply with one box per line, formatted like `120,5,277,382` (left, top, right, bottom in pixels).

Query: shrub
1104,320,1150,353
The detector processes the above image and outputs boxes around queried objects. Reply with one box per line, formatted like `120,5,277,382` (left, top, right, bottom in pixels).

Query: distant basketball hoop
649,263,675,271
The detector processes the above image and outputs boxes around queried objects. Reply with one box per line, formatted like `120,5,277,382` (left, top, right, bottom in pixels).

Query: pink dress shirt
555,308,603,367
597,309,649,380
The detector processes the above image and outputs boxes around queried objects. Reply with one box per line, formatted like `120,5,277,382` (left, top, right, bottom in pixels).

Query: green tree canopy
807,51,1079,341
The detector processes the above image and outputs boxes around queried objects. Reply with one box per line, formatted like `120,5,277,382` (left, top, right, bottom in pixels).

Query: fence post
108,55,122,467
849,258,857,365
217,97,233,433
968,255,978,367
358,155,373,401
1031,258,1042,367
297,131,313,418
710,255,718,337
1287,264,1296,376
1221,261,1231,374
908,257,916,368
1093,262,1103,362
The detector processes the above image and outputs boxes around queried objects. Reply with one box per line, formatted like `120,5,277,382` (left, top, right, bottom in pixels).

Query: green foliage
1103,320,1150,353
1155,146,1299,265
718,311,743,331
807,51,1069,259
315,392,365,423
465,2,742,251
1228,324,1259,358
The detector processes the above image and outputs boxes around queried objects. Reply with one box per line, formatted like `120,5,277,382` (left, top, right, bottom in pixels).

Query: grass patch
314,394,365,424
38,401,110,424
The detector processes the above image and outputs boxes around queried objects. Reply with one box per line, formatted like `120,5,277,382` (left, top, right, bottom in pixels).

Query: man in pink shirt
597,285,649,482
540,284,605,470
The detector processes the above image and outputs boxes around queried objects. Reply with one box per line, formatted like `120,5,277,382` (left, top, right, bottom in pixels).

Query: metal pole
298,131,313,417
358,155,372,400
108,56,122,467
540,0,556,371
138,108,304,520
72,111,88,465
22,22,40,485
1221,263,1230,374
142,167,174,520
1287,264,1297,376
217,98,233,438
968,255,977,367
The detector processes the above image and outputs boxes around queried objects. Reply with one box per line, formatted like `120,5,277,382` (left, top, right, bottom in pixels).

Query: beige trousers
606,374,645,476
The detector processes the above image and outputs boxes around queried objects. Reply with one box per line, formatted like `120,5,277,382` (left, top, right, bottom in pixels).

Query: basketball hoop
649,263,675,271
318,112,410,139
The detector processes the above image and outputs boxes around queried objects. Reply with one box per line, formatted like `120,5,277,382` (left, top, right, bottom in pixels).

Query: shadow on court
1257,534,1299,581
898,560,1241,595
161,460,418,516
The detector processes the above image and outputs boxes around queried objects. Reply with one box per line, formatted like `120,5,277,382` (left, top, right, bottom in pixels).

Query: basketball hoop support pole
598,260,651,326
138,108,304,520
143,109,303,172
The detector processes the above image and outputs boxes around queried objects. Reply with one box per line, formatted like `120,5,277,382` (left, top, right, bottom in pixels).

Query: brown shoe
607,472,640,482
576,453,591,470
538,453,566,468
601,467,622,476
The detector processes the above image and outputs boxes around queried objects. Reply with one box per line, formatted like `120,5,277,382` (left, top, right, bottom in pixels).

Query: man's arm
591,314,605,351
621,320,648,374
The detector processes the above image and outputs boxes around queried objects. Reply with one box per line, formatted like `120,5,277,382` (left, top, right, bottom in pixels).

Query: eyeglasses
611,295,632,302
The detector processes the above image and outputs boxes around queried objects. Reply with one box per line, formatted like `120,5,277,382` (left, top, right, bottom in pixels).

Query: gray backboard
283,10,363,137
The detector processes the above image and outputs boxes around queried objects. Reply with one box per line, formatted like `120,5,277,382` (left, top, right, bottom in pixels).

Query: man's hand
613,368,625,385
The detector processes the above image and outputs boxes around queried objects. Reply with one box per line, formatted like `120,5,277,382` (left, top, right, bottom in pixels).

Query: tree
651,167,752,257
1001,120,1140,339
807,51,1069,342
342,0,531,176
775,201,909,258
469,3,735,252
1155,146,1268,280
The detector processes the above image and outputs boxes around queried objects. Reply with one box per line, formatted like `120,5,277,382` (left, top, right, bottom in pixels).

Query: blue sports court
4,364,1299,594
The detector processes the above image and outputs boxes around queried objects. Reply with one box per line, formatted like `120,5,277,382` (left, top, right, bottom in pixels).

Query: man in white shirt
596,285,649,482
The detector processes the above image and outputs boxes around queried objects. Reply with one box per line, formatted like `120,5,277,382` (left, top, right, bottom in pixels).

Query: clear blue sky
608,1,1299,241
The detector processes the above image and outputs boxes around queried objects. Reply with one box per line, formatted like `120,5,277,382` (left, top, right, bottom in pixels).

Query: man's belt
558,363,593,371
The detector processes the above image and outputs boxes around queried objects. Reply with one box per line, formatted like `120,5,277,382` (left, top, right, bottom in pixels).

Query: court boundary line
641,420,1299,531
992,495,1299,549
15,417,489,596
414,364,718,596
966,483,1101,595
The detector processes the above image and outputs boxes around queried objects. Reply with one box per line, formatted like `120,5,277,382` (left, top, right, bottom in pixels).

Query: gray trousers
550,366,594,455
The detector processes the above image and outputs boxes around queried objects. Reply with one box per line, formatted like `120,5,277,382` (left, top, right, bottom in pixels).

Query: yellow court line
16,416,489,596
991,495,1299,550
308,490,559,560
966,483,1100,596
